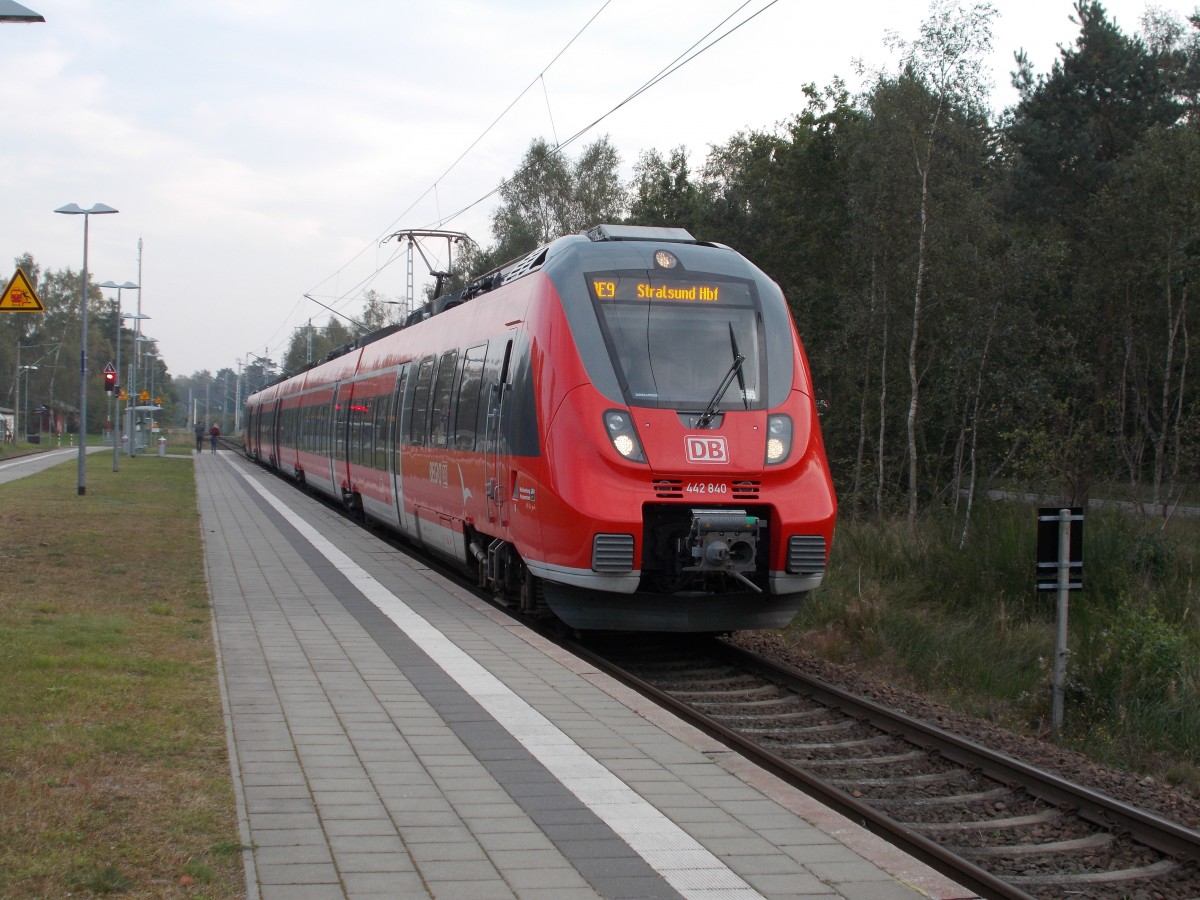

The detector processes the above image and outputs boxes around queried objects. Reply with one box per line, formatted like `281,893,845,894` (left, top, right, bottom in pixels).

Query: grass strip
0,454,244,898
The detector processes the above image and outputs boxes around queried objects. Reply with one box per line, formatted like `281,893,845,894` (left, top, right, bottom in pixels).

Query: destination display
588,273,751,305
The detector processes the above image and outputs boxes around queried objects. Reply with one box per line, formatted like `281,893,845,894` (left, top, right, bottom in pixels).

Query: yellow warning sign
139,390,150,402
0,268,43,312
119,389,128,401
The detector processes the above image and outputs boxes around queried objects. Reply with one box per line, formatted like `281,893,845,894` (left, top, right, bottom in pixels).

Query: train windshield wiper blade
697,325,745,428
729,322,749,411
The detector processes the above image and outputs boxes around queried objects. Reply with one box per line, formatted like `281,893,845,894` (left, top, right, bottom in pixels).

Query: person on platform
194,421,205,453
209,422,220,453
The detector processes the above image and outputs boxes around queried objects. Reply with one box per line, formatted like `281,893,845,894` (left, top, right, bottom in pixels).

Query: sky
1,0,1195,380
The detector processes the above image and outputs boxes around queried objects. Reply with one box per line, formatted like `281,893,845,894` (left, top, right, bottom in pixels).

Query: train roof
247,225,727,400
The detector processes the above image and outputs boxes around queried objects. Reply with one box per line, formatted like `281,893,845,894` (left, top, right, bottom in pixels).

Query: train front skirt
541,582,806,632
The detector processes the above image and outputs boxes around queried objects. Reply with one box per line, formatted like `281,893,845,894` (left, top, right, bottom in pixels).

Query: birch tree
886,0,997,530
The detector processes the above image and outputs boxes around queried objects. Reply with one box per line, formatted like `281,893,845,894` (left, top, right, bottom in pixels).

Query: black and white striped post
1037,507,1083,735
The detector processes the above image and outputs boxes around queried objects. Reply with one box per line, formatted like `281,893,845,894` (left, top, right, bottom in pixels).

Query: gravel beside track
730,631,1200,832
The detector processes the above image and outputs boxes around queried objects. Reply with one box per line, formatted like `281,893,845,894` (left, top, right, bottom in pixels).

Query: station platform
196,450,976,900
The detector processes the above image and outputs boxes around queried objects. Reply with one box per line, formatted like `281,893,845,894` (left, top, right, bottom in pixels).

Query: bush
1070,597,1199,764
791,500,1200,776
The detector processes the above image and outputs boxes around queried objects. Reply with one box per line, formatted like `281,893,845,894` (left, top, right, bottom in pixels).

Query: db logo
686,435,729,464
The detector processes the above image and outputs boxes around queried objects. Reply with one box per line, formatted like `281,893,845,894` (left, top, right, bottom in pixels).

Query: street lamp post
17,364,37,442
55,202,118,496
98,280,140,472
14,342,23,441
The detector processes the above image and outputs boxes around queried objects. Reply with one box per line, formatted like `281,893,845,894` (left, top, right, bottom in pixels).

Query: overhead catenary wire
540,74,560,148
430,0,780,232
303,0,613,307
281,0,778,365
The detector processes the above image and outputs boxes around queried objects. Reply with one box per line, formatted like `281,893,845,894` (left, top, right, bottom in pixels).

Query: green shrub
792,500,1200,777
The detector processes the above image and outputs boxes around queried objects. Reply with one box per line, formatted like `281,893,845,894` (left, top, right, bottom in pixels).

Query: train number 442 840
685,482,728,495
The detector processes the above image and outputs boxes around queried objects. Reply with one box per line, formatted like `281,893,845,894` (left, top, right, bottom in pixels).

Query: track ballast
576,634,1200,900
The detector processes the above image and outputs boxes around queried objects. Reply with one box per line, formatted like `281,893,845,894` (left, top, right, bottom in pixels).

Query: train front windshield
588,271,767,412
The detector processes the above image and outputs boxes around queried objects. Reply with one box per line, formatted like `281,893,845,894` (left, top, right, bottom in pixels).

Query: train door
389,365,413,535
331,383,349,494
484,339,513,527
251,404,263,458
270,398,282,468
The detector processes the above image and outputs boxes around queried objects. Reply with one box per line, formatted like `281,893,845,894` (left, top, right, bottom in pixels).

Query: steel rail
715,641,1200,866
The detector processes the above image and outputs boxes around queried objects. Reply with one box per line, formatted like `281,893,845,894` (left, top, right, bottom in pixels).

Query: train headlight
765,414,792,465
604,410,646,463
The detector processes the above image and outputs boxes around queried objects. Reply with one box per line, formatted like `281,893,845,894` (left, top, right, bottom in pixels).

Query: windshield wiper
729,323,749,411
697,323,746,428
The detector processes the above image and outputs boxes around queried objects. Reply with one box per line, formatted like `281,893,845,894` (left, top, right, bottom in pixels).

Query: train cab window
588,271,766,413
430,350,459,448
408,357,436,445
455,344,487,451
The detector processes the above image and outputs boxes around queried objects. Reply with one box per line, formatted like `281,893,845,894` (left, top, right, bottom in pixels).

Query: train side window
350,392,371,466
455,344,487,451
333,387,350,462
429,350,459,449
316,400,329,454
408,357,436,445
371,392,389,469
361,397,374,466
365,394,376,468
347,392,358,464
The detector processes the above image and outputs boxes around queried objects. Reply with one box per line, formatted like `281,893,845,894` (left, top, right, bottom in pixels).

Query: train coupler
682,509,763,593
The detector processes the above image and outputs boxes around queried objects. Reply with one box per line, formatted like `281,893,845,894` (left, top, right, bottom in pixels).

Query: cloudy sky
1,0,1192,378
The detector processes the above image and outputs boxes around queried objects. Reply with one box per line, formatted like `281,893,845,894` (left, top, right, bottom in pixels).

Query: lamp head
55,203,118,215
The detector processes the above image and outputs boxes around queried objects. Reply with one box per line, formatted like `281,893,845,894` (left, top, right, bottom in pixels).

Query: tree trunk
959,303,999,549
1168,291,1189,505
876,307,889,516
907,149,931,532
1155,277,1187,516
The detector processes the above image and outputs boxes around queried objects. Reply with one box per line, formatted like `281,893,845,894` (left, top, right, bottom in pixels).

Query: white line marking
0,449,76,471
227,461,765,900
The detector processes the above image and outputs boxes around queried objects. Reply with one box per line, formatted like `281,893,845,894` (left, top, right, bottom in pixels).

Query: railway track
576,634,1200,900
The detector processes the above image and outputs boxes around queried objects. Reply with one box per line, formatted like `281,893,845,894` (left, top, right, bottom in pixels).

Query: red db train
243,225,836,632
